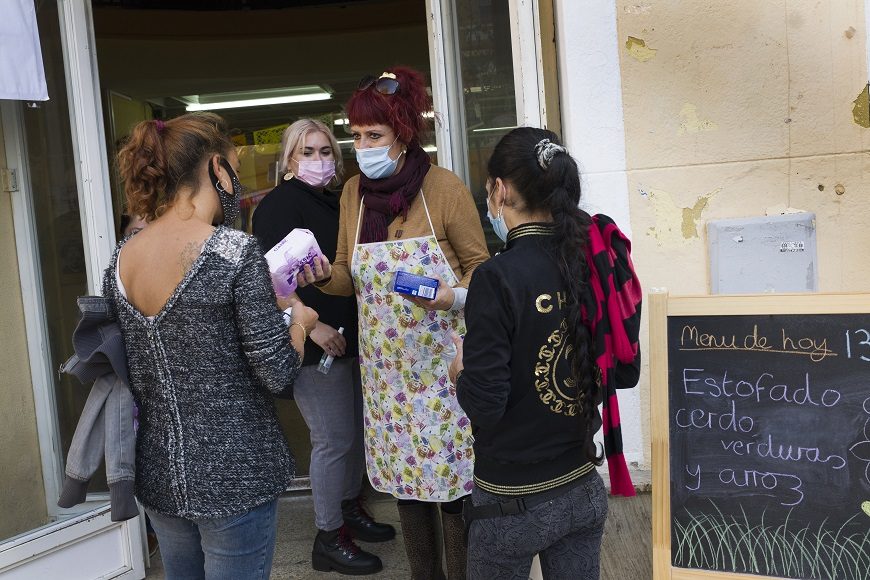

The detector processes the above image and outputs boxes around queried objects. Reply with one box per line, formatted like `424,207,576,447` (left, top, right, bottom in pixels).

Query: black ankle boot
311,526,383,576
342,497,396,542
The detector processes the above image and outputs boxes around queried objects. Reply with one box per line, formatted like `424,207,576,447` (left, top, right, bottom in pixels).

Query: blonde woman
253,119,391,576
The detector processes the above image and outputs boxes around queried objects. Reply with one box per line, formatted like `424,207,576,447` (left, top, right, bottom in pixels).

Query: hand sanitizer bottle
317,327,344,375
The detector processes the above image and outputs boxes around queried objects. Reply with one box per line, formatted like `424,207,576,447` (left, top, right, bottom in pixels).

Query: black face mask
208,157,242,226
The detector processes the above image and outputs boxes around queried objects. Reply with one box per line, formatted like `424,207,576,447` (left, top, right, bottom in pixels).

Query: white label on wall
779,241,805,253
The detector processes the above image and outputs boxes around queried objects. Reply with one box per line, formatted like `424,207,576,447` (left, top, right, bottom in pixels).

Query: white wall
553,0,647,470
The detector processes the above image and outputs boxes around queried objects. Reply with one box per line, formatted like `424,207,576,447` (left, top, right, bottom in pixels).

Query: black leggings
397,497,464,515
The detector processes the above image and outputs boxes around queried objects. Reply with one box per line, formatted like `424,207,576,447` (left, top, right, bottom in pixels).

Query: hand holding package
265,229,324,297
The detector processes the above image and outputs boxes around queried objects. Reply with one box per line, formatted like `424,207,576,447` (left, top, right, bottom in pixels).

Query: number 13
846,329,870,362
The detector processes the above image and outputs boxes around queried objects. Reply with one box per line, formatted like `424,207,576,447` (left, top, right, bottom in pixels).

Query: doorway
3,0,549,573
91,0,433,482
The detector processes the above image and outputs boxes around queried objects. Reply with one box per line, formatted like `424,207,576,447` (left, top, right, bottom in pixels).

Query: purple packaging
265,229,323,297
394,270,438,300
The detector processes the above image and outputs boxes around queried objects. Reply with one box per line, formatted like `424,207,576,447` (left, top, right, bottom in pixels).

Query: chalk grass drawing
848,397,870,485
673,501,870,580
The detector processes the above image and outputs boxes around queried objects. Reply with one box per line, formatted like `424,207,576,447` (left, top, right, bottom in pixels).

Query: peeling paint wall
618,0,870,296
555,0,870,469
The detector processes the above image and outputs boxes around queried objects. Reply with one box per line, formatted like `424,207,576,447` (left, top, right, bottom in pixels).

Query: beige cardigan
319,165,489,297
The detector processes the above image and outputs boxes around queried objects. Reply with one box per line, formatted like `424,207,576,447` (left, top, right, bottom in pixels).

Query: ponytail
487,127,602,464
548,181,601,465
117,112,234,221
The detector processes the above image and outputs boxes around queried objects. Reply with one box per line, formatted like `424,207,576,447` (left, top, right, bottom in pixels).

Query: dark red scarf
358,145,431,244
582,214,643,497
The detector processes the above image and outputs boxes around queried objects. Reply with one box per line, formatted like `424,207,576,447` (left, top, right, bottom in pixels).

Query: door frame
58,0,117,292
0,505,144,579
1,0,144,574
426,0,547,185
1,0,120,524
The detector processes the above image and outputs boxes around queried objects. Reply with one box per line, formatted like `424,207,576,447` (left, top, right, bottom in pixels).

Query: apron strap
354,196,366,246
418,189,437,239
354,189,436,245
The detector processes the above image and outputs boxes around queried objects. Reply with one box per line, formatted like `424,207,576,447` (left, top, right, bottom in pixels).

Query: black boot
311,525,383,576
397,502,446,580
342,496,396,542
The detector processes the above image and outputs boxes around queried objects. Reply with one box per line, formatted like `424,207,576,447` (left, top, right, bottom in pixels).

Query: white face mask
355,138,403,179
486,185,509,242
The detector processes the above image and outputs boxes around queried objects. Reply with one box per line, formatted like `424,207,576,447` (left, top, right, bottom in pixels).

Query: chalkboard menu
667,313,870,579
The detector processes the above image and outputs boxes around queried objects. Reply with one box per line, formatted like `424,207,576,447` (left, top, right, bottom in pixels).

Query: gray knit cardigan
104,226,300,519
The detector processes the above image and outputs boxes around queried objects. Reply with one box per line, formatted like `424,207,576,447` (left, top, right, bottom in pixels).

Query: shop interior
93,0,434,235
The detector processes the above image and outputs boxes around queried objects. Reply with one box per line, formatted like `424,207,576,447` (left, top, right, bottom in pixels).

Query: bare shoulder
179,239,203,273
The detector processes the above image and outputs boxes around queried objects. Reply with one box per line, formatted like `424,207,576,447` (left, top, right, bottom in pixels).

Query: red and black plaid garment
582,214,642,496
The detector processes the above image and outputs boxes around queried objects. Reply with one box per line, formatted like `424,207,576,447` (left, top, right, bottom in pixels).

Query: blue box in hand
393,271,439,300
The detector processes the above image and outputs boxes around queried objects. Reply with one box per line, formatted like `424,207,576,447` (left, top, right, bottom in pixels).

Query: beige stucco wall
619,0,870,291
0,117,48,539
614,0,870,461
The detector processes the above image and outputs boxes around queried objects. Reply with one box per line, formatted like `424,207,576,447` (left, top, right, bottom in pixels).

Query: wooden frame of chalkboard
651,291,870,580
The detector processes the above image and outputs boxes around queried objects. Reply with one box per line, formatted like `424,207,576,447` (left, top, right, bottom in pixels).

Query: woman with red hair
302,66,488,578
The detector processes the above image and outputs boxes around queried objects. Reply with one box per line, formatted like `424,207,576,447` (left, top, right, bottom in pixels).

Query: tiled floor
145,491,410,579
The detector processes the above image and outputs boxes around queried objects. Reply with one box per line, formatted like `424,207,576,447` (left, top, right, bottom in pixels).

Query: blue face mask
355,138,403,179
486,189,509,242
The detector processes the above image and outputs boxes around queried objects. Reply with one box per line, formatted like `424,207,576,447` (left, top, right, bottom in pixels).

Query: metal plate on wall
707,213,818,294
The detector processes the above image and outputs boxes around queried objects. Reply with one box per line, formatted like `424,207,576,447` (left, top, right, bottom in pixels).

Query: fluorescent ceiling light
183,85,332,112
186,92,330,111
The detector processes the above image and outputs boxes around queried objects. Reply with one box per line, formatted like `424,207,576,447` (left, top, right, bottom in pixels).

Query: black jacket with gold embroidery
457,223,599,496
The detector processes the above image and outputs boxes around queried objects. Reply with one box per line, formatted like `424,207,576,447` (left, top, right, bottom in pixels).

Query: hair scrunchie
154,119,166,134
534,138,567,170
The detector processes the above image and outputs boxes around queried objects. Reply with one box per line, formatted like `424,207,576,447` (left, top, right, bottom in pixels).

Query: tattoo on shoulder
179,240,202,273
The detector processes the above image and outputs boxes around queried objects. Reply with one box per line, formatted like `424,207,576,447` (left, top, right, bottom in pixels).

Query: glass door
0,0,144,576
431,0,548,254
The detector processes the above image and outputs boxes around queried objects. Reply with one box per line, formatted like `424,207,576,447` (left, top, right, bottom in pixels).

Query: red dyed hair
346,66,432,146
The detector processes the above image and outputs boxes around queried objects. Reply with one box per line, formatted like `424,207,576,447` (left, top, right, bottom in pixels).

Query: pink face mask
293,159,336,188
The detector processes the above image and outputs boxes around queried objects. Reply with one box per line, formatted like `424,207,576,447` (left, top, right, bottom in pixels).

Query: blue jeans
467,473,608,580
145,499,278,580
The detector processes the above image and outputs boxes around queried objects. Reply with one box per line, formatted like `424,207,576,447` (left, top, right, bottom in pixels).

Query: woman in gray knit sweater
108,112,318,579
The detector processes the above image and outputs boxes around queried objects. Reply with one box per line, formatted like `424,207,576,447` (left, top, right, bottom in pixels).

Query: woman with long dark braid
449,127,642,579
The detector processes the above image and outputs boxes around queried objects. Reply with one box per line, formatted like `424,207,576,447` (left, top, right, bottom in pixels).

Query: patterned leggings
467,472,608,580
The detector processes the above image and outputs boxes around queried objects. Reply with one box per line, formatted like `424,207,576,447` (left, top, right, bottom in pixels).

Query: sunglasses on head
357,72,400,95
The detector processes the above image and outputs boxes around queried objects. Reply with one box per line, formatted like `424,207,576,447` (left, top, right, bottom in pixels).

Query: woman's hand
310,322,347,358
448,333,464,384
402,277,455,312
288,295,318,334
297,255,332,288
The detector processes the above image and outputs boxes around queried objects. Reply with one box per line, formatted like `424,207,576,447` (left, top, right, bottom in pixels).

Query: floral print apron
351,191,474,502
